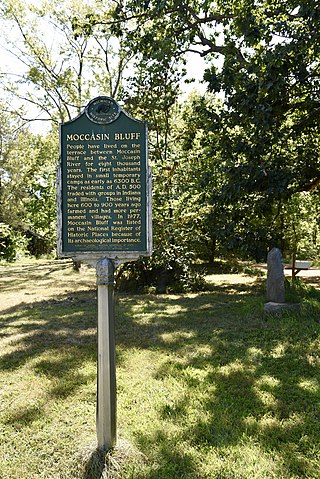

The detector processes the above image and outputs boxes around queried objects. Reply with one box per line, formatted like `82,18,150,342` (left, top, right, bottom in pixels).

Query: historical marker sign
57,96,152,261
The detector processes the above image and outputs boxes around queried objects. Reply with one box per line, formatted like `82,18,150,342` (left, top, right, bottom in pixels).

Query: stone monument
264,247,300,313
266,247,285,303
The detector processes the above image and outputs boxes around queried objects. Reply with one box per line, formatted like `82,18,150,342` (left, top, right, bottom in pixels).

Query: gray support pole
96,257,116,450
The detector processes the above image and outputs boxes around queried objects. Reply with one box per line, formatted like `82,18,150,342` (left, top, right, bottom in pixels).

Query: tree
202,1,320,258
117,58,206,291
0,0,136,260
0,106,57,257
0,0,134,125
112,0,320,260
1,0,319,267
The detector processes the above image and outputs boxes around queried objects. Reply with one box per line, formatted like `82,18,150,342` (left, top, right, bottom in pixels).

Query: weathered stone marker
266,247,285,303
57,97,152,450
264,247,300,313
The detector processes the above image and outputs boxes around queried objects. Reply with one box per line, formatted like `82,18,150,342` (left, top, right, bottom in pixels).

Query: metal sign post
96,257,116,450
57,96,152,451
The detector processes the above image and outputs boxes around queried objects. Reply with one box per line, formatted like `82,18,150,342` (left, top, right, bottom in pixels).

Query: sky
0,0,210,135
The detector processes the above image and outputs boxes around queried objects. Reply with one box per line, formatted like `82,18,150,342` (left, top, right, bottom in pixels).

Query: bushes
0,223,54,261
0,223,29,261
116,247,206,294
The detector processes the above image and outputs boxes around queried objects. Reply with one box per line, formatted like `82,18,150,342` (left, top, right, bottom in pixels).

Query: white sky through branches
0,0,208,134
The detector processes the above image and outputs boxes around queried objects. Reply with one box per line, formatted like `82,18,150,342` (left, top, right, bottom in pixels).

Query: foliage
180,90,320,261
203,1,320,259
280,191,320,260
0,0,134,124
214,2,319,257
120,52,206,291
116,248,206,294
0,222,28,260
113,0,320,262
0,109,57,257
0,0,319,275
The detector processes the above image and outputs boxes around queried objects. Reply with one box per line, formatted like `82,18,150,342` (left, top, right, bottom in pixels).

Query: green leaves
0,0,318,265
0,112,57,258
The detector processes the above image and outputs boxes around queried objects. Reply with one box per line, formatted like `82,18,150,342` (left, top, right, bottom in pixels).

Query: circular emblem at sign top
85,97,120,124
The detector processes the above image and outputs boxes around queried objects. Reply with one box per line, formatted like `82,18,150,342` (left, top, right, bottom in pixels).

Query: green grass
0,259,319,478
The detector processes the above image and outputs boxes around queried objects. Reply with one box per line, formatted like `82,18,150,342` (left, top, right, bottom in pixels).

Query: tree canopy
108,0,319,195
0,0,319,280
113,0,320,263
0,0,134,124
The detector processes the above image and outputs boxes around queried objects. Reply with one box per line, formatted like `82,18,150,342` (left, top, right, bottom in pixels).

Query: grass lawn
0,259,319,479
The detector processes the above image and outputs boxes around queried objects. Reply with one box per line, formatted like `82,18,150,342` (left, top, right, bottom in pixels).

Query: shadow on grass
113,281,320,478
131,430,199,479
82,448,106,479
4,404,44,428
0,260,76,293
0,289,98,409
1,267,320,478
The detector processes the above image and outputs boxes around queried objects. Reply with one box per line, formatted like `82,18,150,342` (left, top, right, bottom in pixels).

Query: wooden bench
285,260,312,280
